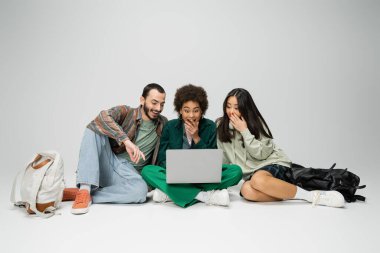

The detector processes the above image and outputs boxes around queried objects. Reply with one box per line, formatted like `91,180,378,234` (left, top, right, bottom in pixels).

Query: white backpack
11,151,65,218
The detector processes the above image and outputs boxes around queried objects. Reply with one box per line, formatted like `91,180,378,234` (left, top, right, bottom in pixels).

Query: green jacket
157,118,217,168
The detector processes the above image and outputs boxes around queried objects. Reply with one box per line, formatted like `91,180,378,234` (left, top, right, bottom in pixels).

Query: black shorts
250,164,291,182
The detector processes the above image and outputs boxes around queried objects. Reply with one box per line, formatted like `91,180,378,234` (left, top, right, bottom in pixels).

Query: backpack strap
10,170,26,207
354,195,366,201
31,154,51,169
27,158,56,218
354,185,366,201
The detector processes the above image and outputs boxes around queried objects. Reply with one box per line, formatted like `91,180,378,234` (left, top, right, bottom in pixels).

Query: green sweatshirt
157,118,217,168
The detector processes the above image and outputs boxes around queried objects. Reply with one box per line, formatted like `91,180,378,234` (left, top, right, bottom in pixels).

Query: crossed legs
240,170,297,202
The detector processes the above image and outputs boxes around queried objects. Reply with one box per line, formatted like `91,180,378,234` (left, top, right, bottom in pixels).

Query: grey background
1,0,378,186
0,1,379,252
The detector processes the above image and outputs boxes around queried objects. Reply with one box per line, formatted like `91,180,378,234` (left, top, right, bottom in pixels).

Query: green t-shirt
118,119,158,172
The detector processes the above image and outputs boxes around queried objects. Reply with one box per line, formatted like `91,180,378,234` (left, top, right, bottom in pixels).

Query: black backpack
284,163,366,202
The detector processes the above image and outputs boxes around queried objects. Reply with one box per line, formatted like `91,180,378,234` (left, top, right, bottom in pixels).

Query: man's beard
143,104,160,120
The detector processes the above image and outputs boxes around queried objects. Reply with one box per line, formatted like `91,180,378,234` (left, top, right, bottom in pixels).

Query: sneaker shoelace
75,191,89,205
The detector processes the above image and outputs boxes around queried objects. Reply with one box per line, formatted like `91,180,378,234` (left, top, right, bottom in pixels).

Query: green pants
141,164,242,208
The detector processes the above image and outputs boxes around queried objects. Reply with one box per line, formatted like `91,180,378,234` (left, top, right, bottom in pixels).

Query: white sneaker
311,190,345,208
204,189,230,206
153,188,171,203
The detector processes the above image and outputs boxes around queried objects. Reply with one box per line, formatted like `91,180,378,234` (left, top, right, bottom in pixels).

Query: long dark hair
217,88,273,143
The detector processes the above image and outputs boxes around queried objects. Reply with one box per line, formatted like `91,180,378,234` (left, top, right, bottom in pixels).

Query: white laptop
166,149,223,184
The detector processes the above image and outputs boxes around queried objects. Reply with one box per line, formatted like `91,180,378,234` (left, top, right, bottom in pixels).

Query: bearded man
69,83,167,214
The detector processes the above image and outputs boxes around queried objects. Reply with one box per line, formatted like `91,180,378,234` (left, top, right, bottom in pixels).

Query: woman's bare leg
240,181,281,202
249,170,297,200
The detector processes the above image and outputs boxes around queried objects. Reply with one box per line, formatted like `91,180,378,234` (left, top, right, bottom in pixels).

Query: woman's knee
250,171,271,190
224,164,243,182
141,165,163,180
240,181,256,201
141,166,149,179
141,165,155,180
231,164,243,179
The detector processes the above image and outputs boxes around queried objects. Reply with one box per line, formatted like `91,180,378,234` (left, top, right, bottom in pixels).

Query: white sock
195,191,208,203
293,187,312,202
80,183,91,192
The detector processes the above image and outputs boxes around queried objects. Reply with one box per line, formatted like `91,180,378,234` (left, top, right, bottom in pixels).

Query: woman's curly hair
174,84,208,115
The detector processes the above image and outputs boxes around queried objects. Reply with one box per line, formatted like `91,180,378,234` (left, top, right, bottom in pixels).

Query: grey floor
0,171,377,253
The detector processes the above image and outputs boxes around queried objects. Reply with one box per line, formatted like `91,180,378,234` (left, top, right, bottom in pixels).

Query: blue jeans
76,129,148,204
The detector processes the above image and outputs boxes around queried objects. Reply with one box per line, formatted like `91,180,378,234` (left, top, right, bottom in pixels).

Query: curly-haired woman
141,84,242,207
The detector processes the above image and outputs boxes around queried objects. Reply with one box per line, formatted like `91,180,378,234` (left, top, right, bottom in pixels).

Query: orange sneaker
71,189,92,215
62,188,79,201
